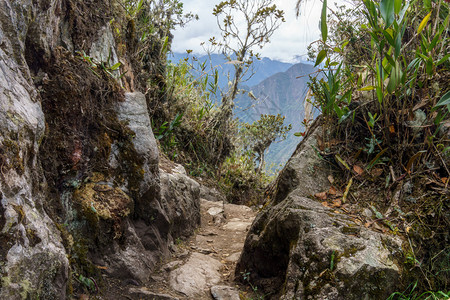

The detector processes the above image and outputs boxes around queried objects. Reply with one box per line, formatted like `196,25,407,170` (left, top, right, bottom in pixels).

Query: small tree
211,0,285,122
240,114,291,173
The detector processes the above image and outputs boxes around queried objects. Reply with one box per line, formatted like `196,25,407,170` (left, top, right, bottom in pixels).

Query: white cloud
172,0,344,63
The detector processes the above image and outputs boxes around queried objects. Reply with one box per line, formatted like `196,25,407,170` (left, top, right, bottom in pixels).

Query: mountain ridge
169,52,294,87
236,62,318,168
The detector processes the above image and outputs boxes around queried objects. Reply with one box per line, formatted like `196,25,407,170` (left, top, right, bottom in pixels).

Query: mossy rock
73,179,133,239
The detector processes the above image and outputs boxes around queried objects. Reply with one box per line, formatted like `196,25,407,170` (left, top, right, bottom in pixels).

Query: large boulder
236,122,404,299
100,93,201,282
160,162,201,239
272,119,332,204
0,1,68,299
115,92,161,221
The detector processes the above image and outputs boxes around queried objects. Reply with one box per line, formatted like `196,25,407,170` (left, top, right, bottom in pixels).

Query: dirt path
126,199,257,299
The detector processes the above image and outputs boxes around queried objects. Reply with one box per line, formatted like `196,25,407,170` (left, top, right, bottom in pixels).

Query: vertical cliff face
0,1,68,298
0,0,200,298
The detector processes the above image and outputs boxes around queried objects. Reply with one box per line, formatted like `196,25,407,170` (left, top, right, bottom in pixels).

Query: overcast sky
172,0,326,63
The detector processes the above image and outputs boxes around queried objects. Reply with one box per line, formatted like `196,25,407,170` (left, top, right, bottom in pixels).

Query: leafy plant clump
302,0,449,294
146,0,290,204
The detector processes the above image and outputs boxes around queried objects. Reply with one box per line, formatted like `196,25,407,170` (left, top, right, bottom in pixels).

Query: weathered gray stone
200,184,226,202
0,1,203,298
237,120,403,300
102,89,200,287
211,285,241,300
237,195,403,299
99,91,169,282
160,163,201,239
129,287,180,300
116,92,160,204
0,1,68,299
273,120,332,204
169,253,222,298
163,260,183,272
102,219,158,283
90,24,119,67
208,206,224,216
222,218,251,232
224,252,241,263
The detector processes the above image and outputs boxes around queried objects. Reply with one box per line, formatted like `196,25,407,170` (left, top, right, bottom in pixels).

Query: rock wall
236,121,404,299
0,0,200,298
0,1,68,298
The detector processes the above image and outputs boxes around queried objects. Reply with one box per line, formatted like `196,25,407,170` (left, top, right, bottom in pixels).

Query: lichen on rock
236,122,404,300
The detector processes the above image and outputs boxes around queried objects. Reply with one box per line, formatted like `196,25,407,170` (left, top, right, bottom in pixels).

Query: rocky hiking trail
105,198,257,300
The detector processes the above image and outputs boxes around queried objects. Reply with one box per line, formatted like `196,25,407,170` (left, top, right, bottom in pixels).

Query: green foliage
240,271,266,300
388,281,449,300
239,114,291,172
154,0,287,204
307,62,354,124
308,0,450,152
210,0,285,122
123,0,196,38
320,0,328,42
154,113,183,140
75,274,97,293
304,0,450,294
218,150,274,204
76,50,123,80
157,58,229,169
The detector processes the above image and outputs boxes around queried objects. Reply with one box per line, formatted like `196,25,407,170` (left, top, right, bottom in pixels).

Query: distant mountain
168,52,293,87
168,52,317,169
235,63,318,168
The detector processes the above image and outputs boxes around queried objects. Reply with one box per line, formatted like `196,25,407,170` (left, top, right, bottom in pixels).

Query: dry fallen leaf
321,202,330,208
353,165,364,176
371,168,383,177
315,191,328,200
441,177,448,184
328,186,337,195
389,125,395,134
328,175,335,184
332,198,342,207
318,136,325,151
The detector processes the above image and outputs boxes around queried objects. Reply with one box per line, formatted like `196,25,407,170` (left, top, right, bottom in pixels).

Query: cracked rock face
1,1,202,297
160,164,201,239
0,1,68,299
236,122,403,300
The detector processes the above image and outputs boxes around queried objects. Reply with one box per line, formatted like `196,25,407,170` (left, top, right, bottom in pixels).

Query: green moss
1,277,33,300
11,204,25,224
341,225,361,235
19,279,32,299
0,139,25,175
6,111,25,126
72,178,133,239
54,223,74,251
